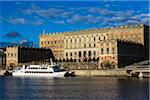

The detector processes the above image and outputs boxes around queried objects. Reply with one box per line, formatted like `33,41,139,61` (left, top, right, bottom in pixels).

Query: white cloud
16,3,149,26
9,18,26,24
53,20,65,24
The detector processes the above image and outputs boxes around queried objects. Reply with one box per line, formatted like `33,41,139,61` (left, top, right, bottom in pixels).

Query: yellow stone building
39,24,149,68
39,31,64,60
6,46,54,68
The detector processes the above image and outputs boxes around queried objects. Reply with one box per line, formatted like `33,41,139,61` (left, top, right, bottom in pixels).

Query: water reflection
0,77,149,100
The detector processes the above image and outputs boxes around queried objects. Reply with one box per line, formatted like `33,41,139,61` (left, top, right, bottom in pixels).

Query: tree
63,58,65,62
66,58,69,62
70,58,73,62
101,61,115,69
73,59,76,62
59,59,62,62
93,57,96,62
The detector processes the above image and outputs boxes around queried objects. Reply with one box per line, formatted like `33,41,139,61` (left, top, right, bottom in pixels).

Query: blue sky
0,0,149,47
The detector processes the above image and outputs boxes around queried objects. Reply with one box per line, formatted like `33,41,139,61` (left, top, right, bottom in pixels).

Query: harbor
0,1,149,100
0,76,149,100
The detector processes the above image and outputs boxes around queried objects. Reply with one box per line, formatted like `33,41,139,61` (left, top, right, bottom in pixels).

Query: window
84,51,86,57
11,53,13,57
79,51,81,57
14,53,16,57
75,38,76,42
84,44,86,48
112,48,115,54
94,44,96,47
94,37,96,41
79,38,81,42
71,39,72,43
70,52,72,57
107,48,109,54
88,51,91,57
48,41,50,44
93,51,96,56
41,41,43,45
74,52,76,58
89,44,91,47
74,52,76,55
104,36,105,40
101,48,103,54
66,53,68,57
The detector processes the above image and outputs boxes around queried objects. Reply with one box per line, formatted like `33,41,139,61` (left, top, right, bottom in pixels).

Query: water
0,76,149,100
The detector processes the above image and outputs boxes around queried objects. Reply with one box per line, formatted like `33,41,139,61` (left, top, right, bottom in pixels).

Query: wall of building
144,25,149,60
39,33,64,59
6,46,54,67
39,24,148,69
6,46,18,67
117,40,144,67
0,49,6,69
18,47,54,63
99,40,118,68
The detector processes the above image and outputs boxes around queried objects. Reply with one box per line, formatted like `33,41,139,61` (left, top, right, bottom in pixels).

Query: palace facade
39,24,149,68
39,31,64,59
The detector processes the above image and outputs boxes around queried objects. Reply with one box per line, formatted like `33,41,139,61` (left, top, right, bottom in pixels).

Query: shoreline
0,69,128,77
72,69,127,77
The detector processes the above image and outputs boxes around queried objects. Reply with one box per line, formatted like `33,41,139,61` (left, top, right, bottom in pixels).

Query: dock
125,60,150,78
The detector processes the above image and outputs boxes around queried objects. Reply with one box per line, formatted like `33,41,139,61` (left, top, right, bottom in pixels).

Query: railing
125,65,150,72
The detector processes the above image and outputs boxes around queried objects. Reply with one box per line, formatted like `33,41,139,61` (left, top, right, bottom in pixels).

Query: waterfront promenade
72,69,127,77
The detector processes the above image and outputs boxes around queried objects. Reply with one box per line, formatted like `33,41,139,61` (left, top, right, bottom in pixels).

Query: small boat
12,59,68,77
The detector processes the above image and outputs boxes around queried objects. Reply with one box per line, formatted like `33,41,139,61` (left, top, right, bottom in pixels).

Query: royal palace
39,24,149,68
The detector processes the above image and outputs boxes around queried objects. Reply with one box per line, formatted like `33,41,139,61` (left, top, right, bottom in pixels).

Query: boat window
41,68,47,69
53,67,61,72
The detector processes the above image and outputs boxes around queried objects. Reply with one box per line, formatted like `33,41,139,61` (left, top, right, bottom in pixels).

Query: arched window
84,51,86,57
41,41,43,45
70,39,72,43
94,44,96,47
104,36,105,40
107,48,109,54
84,44,86,48
79,38,81,42
70,52,72,57
89,44,91,47
79,51,81,57
66,53,68,57
88,51,91,57
93,51,96,56
94,37,96,41
112,48,115,54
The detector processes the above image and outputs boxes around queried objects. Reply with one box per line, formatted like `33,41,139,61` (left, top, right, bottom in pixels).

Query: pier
125,60,150,78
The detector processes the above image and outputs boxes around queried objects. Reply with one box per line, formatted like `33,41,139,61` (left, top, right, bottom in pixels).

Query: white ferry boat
12,61,68,77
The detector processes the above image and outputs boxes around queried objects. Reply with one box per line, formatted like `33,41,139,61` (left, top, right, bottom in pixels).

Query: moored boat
12,61,68,77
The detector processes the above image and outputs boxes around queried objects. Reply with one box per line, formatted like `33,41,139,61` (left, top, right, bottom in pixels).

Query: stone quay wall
59,62,127,77
72,69,127,77
59,62,99,70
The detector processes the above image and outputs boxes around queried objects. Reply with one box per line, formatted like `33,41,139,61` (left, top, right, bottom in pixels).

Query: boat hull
12,71,67,77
